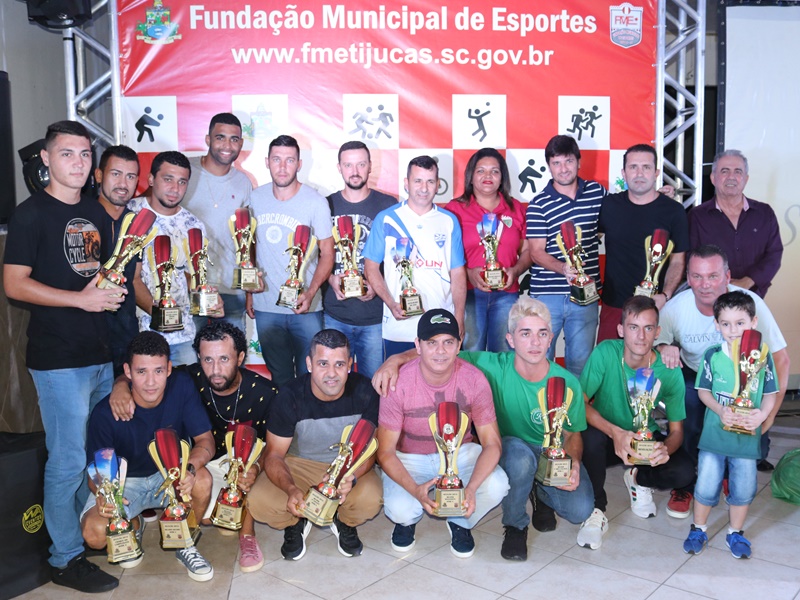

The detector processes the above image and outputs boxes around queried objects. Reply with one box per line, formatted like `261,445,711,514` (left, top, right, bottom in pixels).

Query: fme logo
610,3,643,49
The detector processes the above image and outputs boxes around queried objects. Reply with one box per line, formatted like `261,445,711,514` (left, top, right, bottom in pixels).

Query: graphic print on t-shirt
63,218,101,276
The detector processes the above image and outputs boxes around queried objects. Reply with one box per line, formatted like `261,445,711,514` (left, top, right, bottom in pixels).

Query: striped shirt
526,178,606,295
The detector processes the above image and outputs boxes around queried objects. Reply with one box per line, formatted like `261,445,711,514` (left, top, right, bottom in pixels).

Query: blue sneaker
726,531,752,559
682,525,708,555
390,523,416,552
447,521,475,558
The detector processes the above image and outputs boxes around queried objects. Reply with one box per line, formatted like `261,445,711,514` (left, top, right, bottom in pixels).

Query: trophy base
150,305,184,332
210,498,244,531
723,405,756,435
159,511,200,549
302,487,339,526
432,487,466,517
634,283,656,298
569,281,599,305
630,438,656,465
483,268,506,290
400,292,424,317
535,454,572,487
276,285,301,309
107,529,142,564
232,267,261,292
341,274,365,298
190,290,220,317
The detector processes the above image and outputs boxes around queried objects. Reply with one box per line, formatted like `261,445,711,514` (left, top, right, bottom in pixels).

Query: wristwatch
186,463,196,477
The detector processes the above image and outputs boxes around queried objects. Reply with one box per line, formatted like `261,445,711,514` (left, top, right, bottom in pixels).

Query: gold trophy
627,367,662,464
429,402,469,516
184,227,220,317
277,224,318,308
147,235,183,332
556,221,599,305
303,419,378,526
634,228,674,297
477,213,507,290
535,377,573,486
229,208,260,291
393,238,424,316
89,448,142,565
332,215,366,298
724,329,769,435
148,428,200,549
210,424,265,530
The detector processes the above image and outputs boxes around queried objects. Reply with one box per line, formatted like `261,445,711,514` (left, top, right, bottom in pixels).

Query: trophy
332,215,366,298
428,402,469,516
556,221,599,305
724,329,769,435
184,228,220,317
277,224,318,308
627,367,662,464
89,448,142,564
303,419,378,526
147,235,183,332
229,208,260,291
634,229,675,297
210,424,265,530
477,213,507,290
535,377,574,486
393,238,424,316
148,428,200,549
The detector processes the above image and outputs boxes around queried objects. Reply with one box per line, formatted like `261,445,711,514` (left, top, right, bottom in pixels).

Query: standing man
597,144,690,341
363,156,467,359
689,150,783,297
247,135,334,387
323,141,397,378
3,120,121,592
182,113,253,329
526,134,605,376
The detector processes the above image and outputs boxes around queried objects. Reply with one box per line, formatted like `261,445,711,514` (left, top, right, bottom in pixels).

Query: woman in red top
446,148,531,351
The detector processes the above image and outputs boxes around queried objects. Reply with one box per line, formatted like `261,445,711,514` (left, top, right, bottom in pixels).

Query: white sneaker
623,467,656,519
577,508,608,550
175,546,214,582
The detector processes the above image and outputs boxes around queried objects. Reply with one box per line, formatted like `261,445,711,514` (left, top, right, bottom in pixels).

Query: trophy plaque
556,221,599,305
210,424,265,530
477,213,507,290
147,235,183,332
634,229,675,298
184,228,220,317
627,367,662,464
332,215,366,298
302,419,378,526
277,224,318,308
393,238,424,316
429,402,470,516
535,377,573,486
724,329,769,435
229,208,260,291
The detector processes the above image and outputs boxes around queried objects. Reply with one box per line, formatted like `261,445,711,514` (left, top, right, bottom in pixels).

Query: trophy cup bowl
429,402,470,516
556,221,599,305
478,214,507,290
211,424,265,530
534,377,573,486
634,229,674,298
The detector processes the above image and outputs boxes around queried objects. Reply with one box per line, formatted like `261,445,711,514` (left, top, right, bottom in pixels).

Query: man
4,120,122,592
597,144,690,342
363,156,467,359
323,141,397,378
247,135,335,387
656,245,790,480
80,331,216,582
182,113,253,329
526,134,605,376
129,151,207,366
247,329,382,560
95,144,144,376
689,150,783,297
377,309,508,558
580,296,694,549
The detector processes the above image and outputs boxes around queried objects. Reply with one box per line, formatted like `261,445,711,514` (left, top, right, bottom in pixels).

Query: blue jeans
463,289,516,352
192,291,247,334
381,443,509,529
532,294,598,377
169,341,197,367
383,340,416,361
323,314,383,379
499,436,594,529
254,310,323,388
695,451,757,507
29,363,113,567
81,471,170,521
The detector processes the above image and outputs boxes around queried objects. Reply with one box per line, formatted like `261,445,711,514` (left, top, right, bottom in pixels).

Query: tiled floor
20,416,800,600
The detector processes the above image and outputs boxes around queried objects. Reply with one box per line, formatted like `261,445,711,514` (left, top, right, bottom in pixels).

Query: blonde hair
508,297,552,334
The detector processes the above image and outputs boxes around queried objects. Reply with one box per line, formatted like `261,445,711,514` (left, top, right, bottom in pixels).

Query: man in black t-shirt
248,329,382,560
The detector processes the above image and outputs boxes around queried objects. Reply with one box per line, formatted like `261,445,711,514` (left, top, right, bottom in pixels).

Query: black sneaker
757,459,775,472
500,526,528,561
330,513,363,557
390,522,416,552
530,486,557,532
281,518,311,560
51,553,119,593
447,521,475,558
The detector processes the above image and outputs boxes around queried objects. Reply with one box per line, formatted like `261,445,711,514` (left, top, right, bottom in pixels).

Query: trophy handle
340,420,378,478
242,438,266,475
428,413,447,476
147,440,169,479
353,223,362,249
297,234,318,282
448,413,470,477
224,431,235,460
103,212,136,270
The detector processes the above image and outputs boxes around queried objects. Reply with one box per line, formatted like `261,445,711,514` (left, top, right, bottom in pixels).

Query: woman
446,148,531,351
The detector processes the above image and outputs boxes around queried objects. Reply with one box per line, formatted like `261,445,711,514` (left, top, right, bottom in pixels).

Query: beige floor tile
747,485,800,527
113,571,233,597
229,568,325,599
612,493,728,541
647,585,718,599
347,563,500,600
358,512,451,561
476,510,585,556
707,518,800,569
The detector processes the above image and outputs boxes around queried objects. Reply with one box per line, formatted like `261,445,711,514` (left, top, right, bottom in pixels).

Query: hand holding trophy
210,424,265,530
332,215,366,298
535,377,573,486
634,229,674,297
724,329,769,435
477,213,507,289
277,224,318,308
626,367,662,463
556,220,599,305
429,402,469,516
185,228,221,317
147,235,183,332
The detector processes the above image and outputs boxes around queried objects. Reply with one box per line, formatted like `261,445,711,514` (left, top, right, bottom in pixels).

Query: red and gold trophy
89,448,142,565
184,228,220,317
478,213,507,290
626,368,662,464
229,208,260,291
724,330,769,435
210,424,265,530
429,402,469,516
535,377,573,486
634,229,674,297
392,237,424,316
303,419,378,526
556,221,599,305
147,235,183,332
148,428,199,549
277,224,318,308
332,215,366,298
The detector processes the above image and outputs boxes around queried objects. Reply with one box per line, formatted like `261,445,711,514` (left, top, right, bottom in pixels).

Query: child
683,291,777,559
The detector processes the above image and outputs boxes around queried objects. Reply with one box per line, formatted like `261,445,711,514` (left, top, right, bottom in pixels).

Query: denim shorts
694,450,757,507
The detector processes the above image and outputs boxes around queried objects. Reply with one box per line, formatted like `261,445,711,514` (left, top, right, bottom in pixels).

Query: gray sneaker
175,546,214,582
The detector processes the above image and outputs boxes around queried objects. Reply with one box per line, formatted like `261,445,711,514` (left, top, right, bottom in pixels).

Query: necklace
209,379,242,425
621,349,653,374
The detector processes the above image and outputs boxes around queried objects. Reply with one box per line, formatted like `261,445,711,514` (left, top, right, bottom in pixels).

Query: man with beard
323,141,397,378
